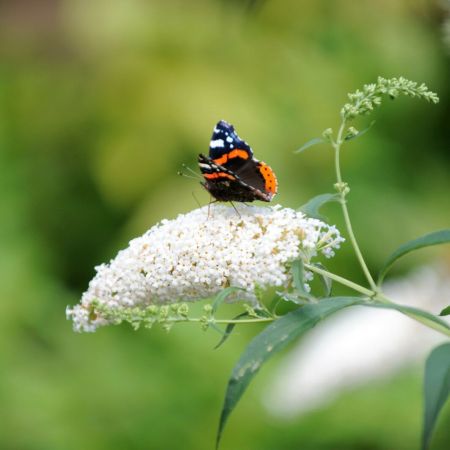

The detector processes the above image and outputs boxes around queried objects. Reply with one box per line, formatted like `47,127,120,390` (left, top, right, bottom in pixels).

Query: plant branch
333,119,378,292
172,317,276,325
305,262,374,297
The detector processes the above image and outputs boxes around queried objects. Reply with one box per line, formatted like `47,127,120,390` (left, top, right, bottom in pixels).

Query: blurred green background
1,1,449,449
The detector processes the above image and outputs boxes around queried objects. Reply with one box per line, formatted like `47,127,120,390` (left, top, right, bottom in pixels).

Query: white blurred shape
264,265,450,417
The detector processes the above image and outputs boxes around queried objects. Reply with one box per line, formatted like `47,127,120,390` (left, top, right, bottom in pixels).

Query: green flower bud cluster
200,304,214,331
322,128,334,141
341,76,439,120
91,300,191,331
89,299,272,332
345,127,359,140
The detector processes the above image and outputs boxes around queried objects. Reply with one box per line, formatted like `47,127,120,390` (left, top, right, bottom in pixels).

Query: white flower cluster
67,204,344,332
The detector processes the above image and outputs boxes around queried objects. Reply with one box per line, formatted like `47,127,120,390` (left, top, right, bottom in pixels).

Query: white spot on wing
210,139,224,149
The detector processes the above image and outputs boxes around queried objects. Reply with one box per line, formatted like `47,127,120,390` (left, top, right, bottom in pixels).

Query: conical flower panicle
67,205,344,332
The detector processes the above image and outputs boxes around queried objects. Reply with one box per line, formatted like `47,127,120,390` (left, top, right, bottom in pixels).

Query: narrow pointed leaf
439,306,450,317
294,137,326,154
378,230,450,285
214,313,249,350
290,259,316,305
278,292,310,306
360,301,450,337
345,120,375,141
422,343,450,450
216,296,360,448
212,287,244,314
299,193,340,221
313,263,333,297
291,259,314,301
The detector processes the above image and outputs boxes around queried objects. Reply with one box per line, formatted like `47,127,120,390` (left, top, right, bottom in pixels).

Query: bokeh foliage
0,1,449,449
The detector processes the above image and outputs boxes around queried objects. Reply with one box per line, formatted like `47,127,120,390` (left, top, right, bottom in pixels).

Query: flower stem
333,120,378,292
195,317,275,325
304,263,374,297
158,316,276,325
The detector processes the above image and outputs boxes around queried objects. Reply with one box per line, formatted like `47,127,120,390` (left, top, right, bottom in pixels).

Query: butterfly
198,120,277,202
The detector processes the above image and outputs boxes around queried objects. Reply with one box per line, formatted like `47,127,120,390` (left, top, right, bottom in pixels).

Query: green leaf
360,301,450,337
345,120,375,141
294,137,326,154
378,230,450,285
439,306,450,317
278,292,310,306
422,343,450,450
212,287,244,315
290,259,316,305
299,193,340,221
291,259,314,301
216,296,360,448
214,312,249,350
313,262,333,297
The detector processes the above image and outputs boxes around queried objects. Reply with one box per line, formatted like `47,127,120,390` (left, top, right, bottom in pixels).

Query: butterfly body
198,120,277,202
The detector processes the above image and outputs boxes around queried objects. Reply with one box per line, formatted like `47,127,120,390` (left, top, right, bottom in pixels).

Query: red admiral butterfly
198,120,278,202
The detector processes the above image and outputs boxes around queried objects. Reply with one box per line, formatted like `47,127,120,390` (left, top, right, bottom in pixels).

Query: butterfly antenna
177,171,199,181
182,163,203,180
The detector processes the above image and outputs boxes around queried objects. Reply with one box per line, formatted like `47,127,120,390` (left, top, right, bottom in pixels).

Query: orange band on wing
203,172,236,181
213,149,249,166
258,162,278,194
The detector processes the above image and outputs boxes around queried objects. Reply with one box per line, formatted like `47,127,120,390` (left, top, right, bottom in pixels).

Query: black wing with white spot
209,120,253,160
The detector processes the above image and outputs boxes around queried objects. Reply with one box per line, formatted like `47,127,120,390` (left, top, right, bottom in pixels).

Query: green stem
305,263,373,297
215,318,274,324
334,122,345,185
333,120,378,292
171,317,276,325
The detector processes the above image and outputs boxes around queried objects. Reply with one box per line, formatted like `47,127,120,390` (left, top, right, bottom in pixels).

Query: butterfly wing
208,120,253,161
232,158,277,201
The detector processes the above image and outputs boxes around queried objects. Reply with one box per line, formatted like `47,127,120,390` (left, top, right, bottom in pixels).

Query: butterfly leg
229,201,241,218
207,196,219,219
191,191,201,208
